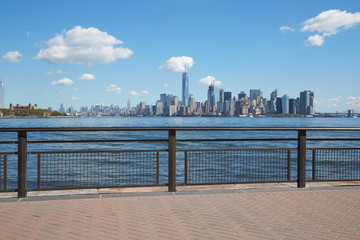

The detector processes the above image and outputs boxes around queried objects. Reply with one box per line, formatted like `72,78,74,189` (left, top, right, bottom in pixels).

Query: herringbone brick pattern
0,189,359,239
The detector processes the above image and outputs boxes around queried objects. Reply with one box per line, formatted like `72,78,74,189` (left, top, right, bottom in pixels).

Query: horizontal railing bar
1,127,360,132
308,147,360,150
183,180,298,186
307,138,360,141
177,138,298,142
28,139,168,144
0,152,18,155
27,149,168,154
177,147,298,152
31,184,167,191
0,141,18,144
2,138,360,145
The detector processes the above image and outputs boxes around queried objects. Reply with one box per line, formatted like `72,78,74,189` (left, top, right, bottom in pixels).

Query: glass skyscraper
182,71,189,107
0,79,4,108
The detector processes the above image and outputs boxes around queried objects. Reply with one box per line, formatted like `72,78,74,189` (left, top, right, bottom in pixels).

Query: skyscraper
300,90,314,115
282,94,289,114
0,79,4,108
207,83,215,111
182,71,189,107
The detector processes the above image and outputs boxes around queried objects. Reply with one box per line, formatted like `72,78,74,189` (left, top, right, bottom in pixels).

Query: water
0,117,359,189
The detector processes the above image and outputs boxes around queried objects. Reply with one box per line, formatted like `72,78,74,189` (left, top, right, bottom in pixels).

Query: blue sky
1,0,360,112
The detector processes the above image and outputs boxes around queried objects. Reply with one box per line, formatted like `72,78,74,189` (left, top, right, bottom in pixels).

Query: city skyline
1,1,360,112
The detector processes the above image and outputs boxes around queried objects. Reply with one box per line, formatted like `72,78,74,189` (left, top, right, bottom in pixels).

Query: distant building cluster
59,71,315,117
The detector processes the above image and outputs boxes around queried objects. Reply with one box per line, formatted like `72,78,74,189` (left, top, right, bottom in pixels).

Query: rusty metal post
18,131,27,198
168,130,176,192
297,130,306,188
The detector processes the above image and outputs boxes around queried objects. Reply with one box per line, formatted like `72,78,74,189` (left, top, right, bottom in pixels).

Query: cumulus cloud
305,34,324,46
34,26,133,64
130,91,140,96
301,9,360,46
280,26,295,32
140,90,149,95
198,75,222,87
44,69,63,75
345,96,360,108
78,73,95,81
159,56,194,72
51,77,74,86
2,51,22,62
106,84,121,94
164,83,169,88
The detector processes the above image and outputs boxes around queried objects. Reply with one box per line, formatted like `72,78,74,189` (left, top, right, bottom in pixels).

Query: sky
1,0,360,113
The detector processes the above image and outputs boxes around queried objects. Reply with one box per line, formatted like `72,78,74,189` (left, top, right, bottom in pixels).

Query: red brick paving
0,188,359,239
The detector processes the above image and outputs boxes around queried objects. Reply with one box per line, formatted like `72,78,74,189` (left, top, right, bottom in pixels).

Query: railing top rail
1,127,360,132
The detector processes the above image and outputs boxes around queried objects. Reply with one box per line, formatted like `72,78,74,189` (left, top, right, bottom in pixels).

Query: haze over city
1,0,360,113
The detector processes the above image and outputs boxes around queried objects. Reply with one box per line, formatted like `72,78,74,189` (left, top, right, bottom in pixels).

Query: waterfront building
10,103,38,111
182,71,189,107
270,89,278,100
0,79,4,108
282,94,289,114
289,98,296,114
127,99,131,110
276,97,282,114
300,90,314,115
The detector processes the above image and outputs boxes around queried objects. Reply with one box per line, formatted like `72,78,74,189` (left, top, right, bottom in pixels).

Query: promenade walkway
0,183,359,239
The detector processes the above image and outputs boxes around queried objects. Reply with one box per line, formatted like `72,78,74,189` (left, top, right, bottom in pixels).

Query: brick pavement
0,188,359,239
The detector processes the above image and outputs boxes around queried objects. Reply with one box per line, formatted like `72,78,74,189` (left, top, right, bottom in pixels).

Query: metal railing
0,127,359,198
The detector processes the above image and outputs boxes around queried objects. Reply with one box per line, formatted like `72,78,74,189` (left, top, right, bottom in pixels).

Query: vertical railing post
168,130,176,192
18,131,27,198
297,130,306,188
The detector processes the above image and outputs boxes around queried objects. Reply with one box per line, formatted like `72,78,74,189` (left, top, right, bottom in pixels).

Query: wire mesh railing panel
38,151,159,189
314,148,360,180
0,154,5,191
185,149,289,184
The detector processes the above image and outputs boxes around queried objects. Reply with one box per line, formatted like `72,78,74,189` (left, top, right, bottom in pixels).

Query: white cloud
51,77,74,86
41,91,48,95
106,84,121,94
78,73,95,81
345,96,360,108
69,96,80,101
164,83,169,88
2,51,22,62
280,26,295,32
159,56,194,72
130,91,140,96
301,9,360,46
26,31,30,38
44,69,63,75
73,88,79,91
198,75,223,87
34,26,133,64
140,90,149,95
305,34,324,46
326,96,342,103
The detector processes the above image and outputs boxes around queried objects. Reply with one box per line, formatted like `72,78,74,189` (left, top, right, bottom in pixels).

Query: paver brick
0,188,359,239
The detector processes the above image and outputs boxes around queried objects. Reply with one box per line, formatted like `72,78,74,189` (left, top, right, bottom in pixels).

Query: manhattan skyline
1,0,360,112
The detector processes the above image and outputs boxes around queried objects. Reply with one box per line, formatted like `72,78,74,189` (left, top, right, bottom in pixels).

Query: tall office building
207,83,215,111
282,94,289,114
224,92,232,102
182,71,189,106
300,90,314,115
0,79,4,108
250,89,261,101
